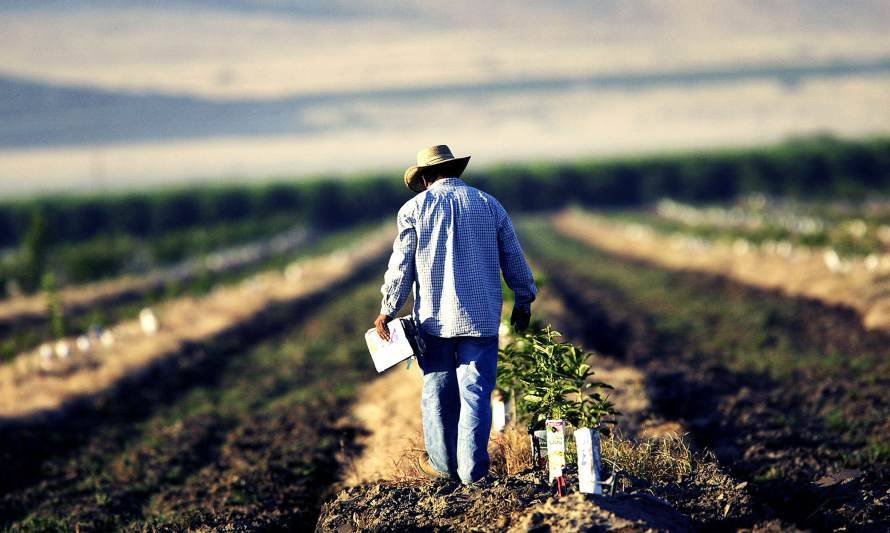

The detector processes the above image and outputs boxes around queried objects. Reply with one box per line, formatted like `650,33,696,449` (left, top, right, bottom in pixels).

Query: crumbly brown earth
319,282,767,531
554,209,890,331
319,466,701,532
341,362,424,486
523,219,890,531
509,492,694,533
340,286,653,487
0,268,386,531
4,215,888,531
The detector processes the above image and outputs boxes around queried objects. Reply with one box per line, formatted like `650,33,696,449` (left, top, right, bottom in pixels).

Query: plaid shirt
380,177,537,337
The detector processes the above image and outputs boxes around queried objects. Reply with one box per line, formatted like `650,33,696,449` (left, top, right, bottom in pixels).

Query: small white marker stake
39,343,53,360
575,427,603,495
54,340,71,359
100,330,115,347
139,308,160,335
545,419,566,483
76,335,92,353
491,391,506,433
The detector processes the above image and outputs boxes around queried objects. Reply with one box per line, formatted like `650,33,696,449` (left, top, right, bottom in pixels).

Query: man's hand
510,305,531,332
375,313,392,341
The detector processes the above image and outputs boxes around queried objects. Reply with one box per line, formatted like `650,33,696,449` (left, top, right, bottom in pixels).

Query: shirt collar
428,177,464,190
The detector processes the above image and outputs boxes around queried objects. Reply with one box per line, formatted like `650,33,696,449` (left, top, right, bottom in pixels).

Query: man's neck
428,176,460,189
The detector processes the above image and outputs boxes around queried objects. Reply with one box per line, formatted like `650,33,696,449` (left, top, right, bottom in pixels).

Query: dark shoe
417,452,453,481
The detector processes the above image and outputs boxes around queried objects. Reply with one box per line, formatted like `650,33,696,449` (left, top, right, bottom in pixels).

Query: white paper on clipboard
364,318,414,372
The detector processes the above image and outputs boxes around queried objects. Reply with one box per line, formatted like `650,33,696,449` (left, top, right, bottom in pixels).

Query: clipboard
364,316,426,372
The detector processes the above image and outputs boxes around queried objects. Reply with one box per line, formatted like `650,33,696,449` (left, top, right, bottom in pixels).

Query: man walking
375,145,537,484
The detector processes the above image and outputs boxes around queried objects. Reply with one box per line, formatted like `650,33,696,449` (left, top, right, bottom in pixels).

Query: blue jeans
418,331,499,484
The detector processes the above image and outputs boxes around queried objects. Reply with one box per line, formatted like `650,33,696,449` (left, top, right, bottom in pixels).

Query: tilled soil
5,216,888,531
524,222,890,531
341,359,424,486
319,281,763,531
0,266,386,530
137,399,366,530
510,491,694,533
553,209,890,332
318,466,697,532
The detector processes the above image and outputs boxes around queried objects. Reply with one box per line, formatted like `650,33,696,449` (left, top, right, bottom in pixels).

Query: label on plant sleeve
545,419,566,483
575,427,603,495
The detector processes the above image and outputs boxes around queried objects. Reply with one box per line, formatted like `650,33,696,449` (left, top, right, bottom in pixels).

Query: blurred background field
1,1,889,194
1,1,890,531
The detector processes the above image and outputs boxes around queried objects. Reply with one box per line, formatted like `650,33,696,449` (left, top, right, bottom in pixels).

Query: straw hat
404,145,471,193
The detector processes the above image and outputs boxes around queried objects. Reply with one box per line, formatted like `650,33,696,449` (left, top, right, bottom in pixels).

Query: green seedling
498,326,619,432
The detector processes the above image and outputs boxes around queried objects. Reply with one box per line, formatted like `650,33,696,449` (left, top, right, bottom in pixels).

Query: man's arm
377,205,417,339
496,207,537,329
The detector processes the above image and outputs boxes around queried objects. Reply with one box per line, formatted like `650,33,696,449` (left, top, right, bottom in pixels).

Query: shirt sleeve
495,203,537,309
379,204,417,317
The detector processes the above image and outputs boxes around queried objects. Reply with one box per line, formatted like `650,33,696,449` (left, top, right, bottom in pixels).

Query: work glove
510,305,531,332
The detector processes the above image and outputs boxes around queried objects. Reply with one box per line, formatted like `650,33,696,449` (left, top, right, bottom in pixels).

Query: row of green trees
479,135,890,210
0,181,392,248
2,135,888,250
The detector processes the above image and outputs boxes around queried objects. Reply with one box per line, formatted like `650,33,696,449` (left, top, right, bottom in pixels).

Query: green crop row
607,208,887,258
0,212,306,294
0,223,380,362
4,278,385,530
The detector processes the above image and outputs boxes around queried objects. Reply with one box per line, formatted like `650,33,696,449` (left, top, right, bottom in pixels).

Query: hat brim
404,156,471,193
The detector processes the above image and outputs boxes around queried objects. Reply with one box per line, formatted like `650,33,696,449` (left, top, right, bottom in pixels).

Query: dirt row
319,277,763,531
0,225,312,336
527,219,890,531
5,212,887,530
0,260,392,530
0,230,390,420
555,208,890,331
339,286,654,488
